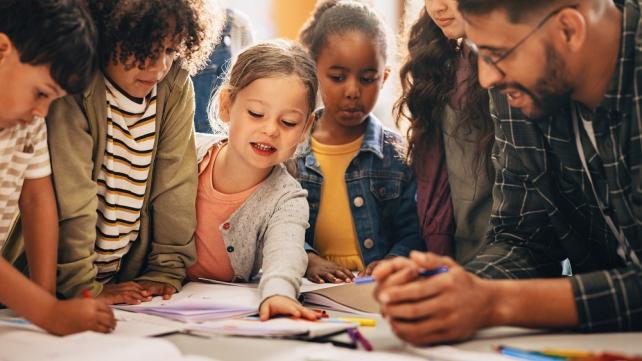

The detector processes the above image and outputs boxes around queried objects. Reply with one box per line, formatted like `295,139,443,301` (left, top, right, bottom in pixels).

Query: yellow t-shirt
311,135,365,271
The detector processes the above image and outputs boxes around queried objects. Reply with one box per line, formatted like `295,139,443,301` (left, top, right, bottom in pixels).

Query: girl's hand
137,281,177,300
97,281,152,305
305,252,354,283
41,298,116,335
258,295,318,321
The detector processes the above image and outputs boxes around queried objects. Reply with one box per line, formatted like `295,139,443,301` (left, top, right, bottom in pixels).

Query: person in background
297,0,425,284
395,0,493,263
192,8,254,133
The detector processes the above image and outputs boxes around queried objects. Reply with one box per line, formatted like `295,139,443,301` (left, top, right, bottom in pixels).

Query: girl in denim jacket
188,40,318,321
297,0,425,284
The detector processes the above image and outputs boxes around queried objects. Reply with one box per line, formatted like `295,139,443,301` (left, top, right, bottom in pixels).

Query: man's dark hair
88,0,221,75
458,0,556,23
0,0,97,93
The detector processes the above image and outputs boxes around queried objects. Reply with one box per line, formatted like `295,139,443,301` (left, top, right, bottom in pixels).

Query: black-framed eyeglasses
464,4,579,77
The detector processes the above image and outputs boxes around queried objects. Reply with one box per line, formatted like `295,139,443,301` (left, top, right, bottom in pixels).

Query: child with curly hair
44,0,222,304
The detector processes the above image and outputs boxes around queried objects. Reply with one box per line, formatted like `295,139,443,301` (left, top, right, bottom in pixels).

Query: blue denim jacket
296,113,425,266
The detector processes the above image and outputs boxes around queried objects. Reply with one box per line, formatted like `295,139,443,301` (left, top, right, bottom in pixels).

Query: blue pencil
354,266,449,285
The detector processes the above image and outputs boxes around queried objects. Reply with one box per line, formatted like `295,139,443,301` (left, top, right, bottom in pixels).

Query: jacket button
227,246,234,253
222,222,231,230
353,196,364,208
363,238,374,249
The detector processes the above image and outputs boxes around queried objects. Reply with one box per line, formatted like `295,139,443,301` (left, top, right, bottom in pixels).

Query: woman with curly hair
46,0,222,304
395,0,493,263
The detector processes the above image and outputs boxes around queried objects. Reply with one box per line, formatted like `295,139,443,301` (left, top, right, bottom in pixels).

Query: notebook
115,282,259,322
300,280,380,315
188,317,353,338
200,278,380,315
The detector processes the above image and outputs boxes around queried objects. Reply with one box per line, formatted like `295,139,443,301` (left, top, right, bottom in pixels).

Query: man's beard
497,44,574,120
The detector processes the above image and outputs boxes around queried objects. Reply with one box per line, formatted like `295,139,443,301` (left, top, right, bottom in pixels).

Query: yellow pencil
540,348,594,358
335,317,377,327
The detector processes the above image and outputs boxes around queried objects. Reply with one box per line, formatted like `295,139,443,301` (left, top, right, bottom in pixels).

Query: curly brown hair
394,8,493,178
88,0,223,75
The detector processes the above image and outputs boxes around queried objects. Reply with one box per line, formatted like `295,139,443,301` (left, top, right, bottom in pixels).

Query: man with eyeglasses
373,0,641,345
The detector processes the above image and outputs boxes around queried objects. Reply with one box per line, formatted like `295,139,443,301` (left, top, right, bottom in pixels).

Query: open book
115,282,259,322
189,317,353,338
300,280,380,315
200,278,380,315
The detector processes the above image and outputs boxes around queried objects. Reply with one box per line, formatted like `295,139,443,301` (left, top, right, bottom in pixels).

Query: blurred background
216,0,426,131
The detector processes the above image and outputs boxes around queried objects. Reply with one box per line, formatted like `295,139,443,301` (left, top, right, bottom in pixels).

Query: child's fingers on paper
299,306,318,321
259,304,270,321
162,285,176,299
120,293,145,305
340,267,355,280
321,272,338,283
306,273,324,283
117,281,146,292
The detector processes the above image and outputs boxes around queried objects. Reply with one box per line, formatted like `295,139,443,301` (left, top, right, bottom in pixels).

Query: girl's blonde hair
207,39,318,137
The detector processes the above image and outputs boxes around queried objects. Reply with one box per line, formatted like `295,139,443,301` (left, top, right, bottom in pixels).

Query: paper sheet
0,330,221,361
187,317,352,338
115,282,260,322
113,309,185,336
262,344,426,361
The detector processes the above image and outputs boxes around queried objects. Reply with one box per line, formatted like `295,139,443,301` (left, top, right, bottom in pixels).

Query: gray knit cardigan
195,134,309,301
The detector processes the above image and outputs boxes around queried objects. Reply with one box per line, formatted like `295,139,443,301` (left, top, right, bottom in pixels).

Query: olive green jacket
9,63,198,298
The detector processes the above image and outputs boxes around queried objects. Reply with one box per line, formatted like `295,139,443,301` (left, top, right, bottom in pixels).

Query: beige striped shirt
0,118,51,247
95,78,156,281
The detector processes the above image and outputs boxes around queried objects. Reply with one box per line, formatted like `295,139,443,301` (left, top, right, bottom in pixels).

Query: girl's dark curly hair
394,8,493,178
88,0,222,75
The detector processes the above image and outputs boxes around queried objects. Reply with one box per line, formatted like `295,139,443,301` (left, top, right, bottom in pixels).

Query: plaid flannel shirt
465,0,642,332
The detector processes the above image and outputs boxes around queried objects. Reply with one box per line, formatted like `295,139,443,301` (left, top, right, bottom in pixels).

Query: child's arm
259,186,312,319
134,70,197,294
0,257,116,335
259,295,317,321
19,176,58,294
305,252,354,283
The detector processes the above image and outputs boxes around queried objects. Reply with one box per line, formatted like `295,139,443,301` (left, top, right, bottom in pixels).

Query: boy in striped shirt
0,0,114,335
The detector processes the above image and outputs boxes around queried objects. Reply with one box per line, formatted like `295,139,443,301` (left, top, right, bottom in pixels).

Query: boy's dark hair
299,0,389,61
88,0,222,75
0,0,97,93
458,0,558,23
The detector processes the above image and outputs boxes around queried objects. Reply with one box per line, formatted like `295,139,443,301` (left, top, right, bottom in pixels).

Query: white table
162,311,642,360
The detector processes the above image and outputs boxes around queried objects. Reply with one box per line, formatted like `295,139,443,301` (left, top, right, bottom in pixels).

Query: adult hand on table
373,251,496,345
